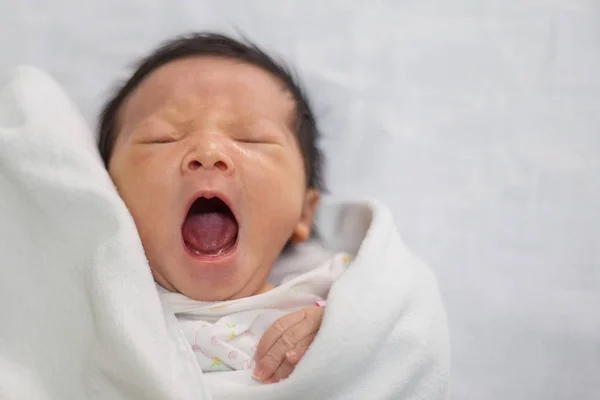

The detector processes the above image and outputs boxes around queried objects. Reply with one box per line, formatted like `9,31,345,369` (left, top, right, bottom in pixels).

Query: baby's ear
291,189,320,243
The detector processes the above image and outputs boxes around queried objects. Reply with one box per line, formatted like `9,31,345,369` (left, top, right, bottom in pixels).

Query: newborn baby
97,33,347,383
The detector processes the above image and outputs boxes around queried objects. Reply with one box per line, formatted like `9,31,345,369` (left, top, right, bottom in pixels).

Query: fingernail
252,366,264,380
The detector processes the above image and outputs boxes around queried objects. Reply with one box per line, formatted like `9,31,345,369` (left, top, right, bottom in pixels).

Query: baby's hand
253,305,325,383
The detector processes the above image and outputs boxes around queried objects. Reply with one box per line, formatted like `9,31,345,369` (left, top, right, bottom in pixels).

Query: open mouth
181,196,239,257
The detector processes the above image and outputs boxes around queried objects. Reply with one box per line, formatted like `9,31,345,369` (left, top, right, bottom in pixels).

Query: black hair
97,32,324,191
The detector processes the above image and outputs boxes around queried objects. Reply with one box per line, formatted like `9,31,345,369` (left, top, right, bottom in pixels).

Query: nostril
189,160,202,170
215,161,227,171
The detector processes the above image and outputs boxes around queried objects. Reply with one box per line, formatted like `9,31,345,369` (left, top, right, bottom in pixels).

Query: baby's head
98,33,323,301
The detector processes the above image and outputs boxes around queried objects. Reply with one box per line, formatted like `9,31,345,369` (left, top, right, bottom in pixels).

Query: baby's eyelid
165,130,181,140
236,137,262,144
233,132,281,145
138,130,181,144
236,138,284,148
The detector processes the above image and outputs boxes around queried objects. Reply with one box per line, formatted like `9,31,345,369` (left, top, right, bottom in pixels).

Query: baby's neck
255,282,275,296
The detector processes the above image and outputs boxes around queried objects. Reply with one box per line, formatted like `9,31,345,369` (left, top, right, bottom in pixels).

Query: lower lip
181,235,239,262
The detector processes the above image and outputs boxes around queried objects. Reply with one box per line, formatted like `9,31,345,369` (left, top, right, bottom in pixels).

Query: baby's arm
252,304,325,383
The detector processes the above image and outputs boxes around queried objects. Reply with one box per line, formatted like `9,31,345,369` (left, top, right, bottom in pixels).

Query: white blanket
0,66,449,399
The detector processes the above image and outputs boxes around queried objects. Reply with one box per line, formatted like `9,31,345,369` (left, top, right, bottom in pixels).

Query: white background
1,1,599,399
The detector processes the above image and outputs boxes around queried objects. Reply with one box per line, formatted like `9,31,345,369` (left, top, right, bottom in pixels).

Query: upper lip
182,190,238,224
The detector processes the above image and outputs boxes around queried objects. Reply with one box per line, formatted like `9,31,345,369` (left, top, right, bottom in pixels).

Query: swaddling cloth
159,253,350,372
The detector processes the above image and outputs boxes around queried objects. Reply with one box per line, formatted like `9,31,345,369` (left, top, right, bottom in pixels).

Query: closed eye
235,137,281,146
236,138,263,144
138,133,180,144
147,138,177,144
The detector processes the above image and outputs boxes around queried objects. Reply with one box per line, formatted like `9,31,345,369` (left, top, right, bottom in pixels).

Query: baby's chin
154,246,277,302
254,282,276,296
165,276,275,302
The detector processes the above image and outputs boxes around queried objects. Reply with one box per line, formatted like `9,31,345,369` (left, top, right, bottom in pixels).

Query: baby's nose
182,142,234,175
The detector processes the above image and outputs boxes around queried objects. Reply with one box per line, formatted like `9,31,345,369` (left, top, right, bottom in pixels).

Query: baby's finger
259,307,324,360
254,308,324,380
253,313,305,380
265,358,296,384
285,340,311,364
255,311,306,361
269,334,315,383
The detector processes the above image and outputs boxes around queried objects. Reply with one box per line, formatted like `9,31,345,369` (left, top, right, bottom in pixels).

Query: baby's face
108,57,319,301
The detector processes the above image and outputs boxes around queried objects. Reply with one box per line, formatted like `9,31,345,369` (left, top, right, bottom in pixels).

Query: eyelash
236,135,281,145
141,133,180,144
236,138,263,144
140,135,275,145
148,138,177,144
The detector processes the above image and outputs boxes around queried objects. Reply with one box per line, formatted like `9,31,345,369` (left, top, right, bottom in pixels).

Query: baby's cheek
126,150,178,188
258,155,304,195
127,146,167,172
128,150,154,171
113,171,169,227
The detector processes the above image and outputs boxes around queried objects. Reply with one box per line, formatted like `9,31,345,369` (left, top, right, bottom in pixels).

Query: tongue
182,212,238,254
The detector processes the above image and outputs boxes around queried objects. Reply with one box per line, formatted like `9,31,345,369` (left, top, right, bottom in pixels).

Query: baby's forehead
119,57,297,132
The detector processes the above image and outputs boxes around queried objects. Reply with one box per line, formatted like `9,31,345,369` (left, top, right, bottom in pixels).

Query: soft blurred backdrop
1,1,598,398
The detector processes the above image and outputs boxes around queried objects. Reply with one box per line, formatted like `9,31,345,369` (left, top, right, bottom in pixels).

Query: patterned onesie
160,253,350,372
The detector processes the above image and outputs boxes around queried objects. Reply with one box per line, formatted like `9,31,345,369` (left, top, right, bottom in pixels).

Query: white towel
0,66,449,400
0,66,208,400
200,199,450,399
